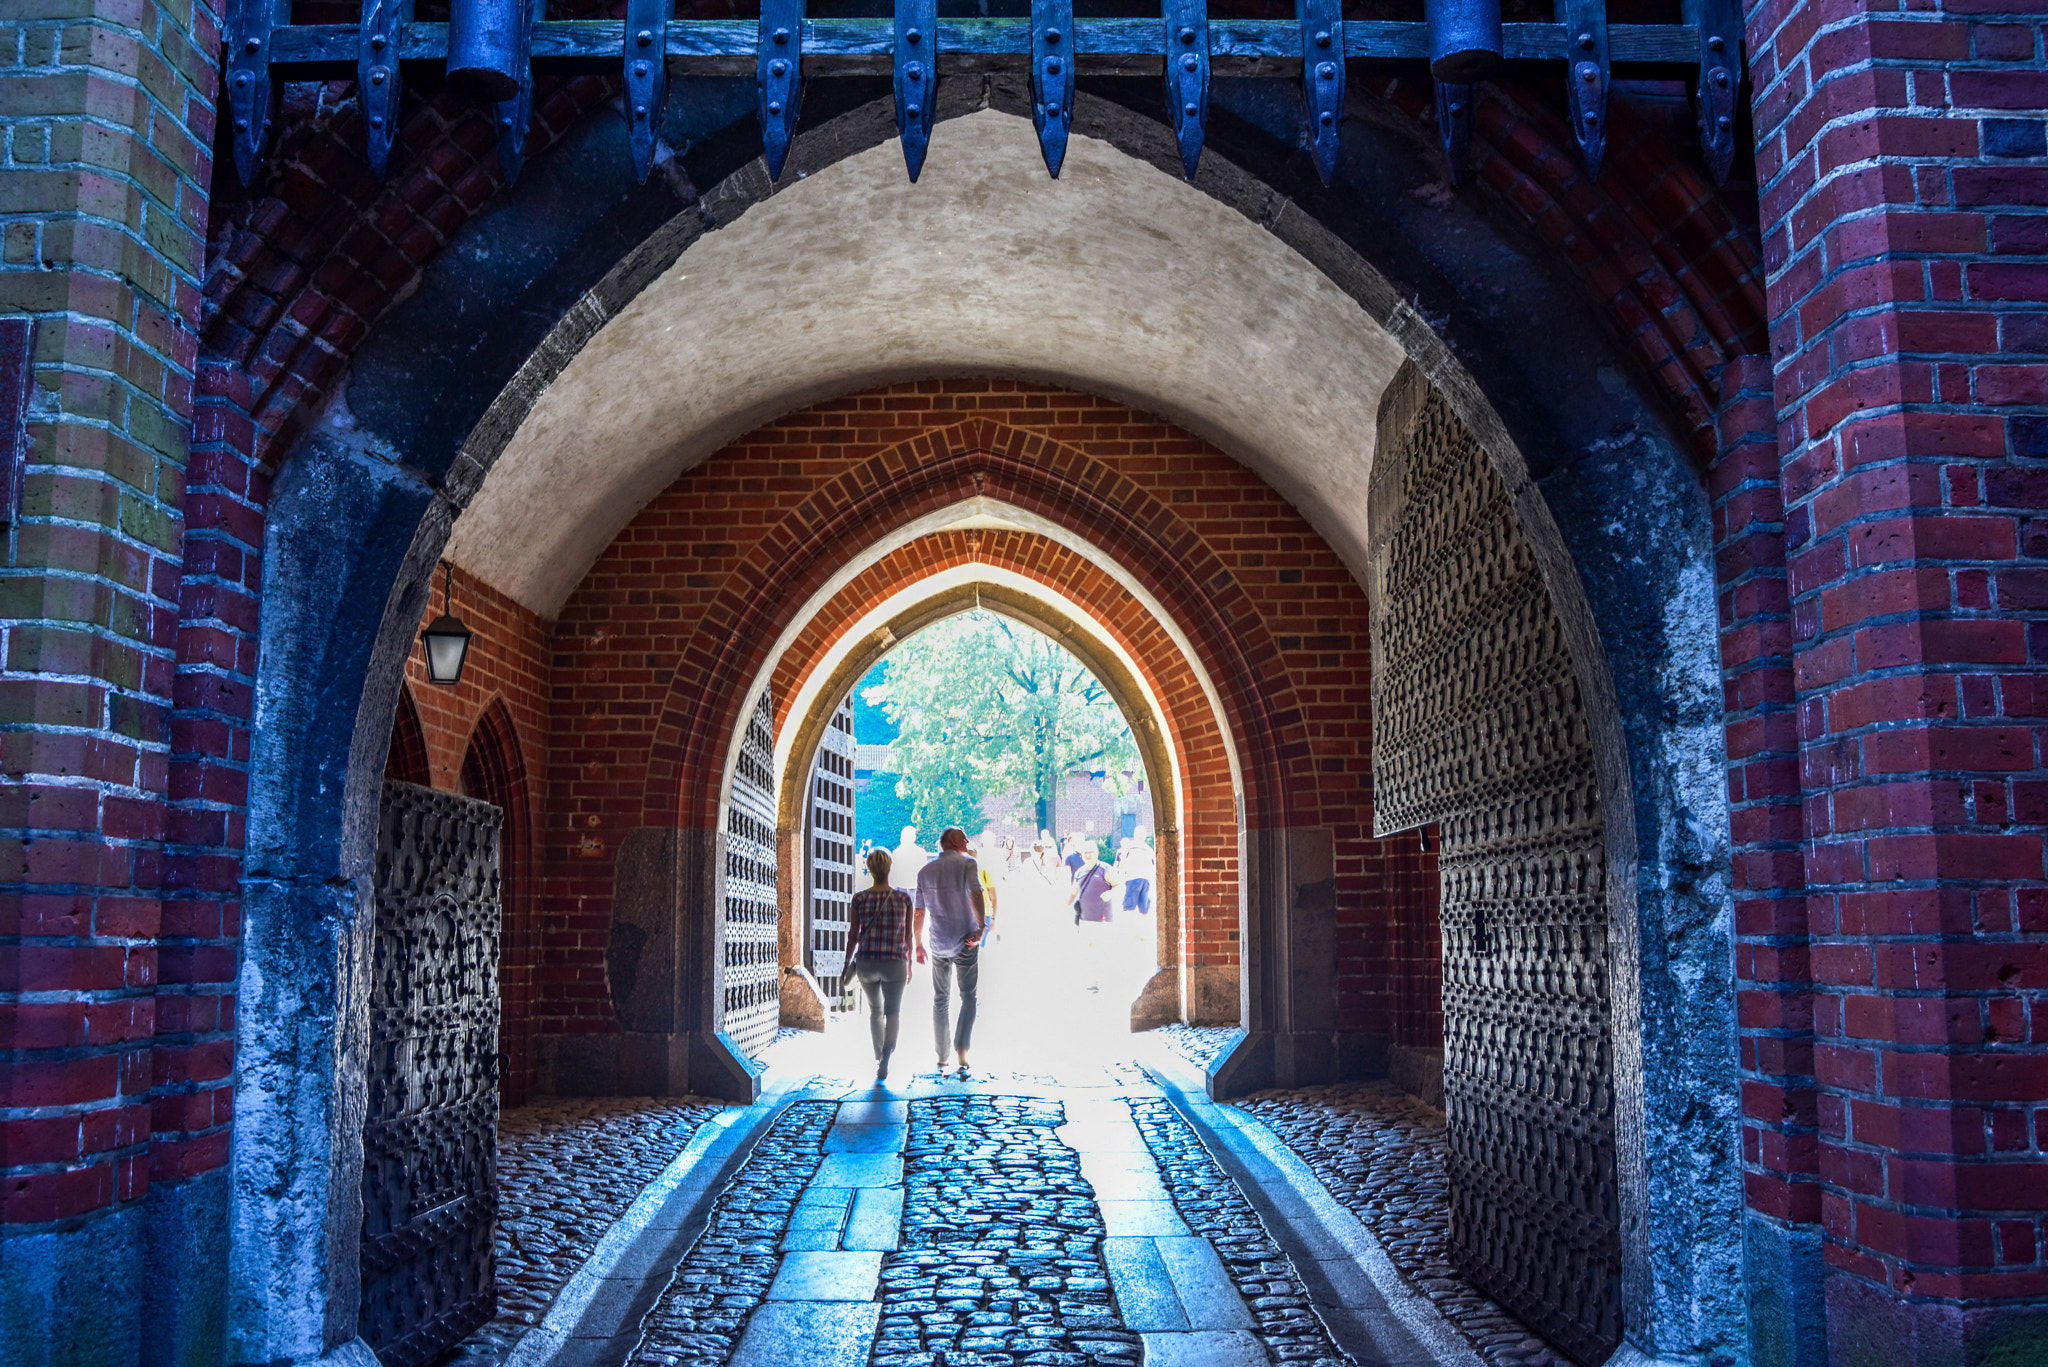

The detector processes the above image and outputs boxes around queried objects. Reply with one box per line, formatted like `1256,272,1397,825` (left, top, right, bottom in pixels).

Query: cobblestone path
448,1097,724,1365
876,1095,1140,1367
1239,1082,1571,1367
628,1101,840,1367
1148,1024,1236,1073
1127,1098,1351,1367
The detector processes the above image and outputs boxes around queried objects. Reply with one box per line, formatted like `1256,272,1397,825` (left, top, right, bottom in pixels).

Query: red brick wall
1746,0,2048,1331
532,381,1437,1048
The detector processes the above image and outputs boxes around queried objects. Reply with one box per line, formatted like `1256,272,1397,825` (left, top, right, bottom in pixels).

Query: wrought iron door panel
1366,381,1620,1364
725,689,781,1055
808,693,857,1000
362,779,504,1367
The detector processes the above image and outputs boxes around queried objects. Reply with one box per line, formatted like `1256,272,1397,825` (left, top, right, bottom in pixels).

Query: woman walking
845,847,915,1081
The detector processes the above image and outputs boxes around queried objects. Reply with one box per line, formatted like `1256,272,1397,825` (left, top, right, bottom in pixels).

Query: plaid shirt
847,885,914,962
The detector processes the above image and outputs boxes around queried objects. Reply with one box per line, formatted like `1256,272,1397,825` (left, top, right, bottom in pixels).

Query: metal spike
1687,0,1741,184
629,0,672,183
1299,0,1343,186
493,0,542,185
1031,0,1074,177
1162,0,1208,179
1561,0,1608,178
227,0,285,186
1435,79,1472,187
358,0,413,181
893,0,938,180
756,0,802,182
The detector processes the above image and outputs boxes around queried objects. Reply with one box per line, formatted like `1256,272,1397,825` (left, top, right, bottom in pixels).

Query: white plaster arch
445,108,1404,616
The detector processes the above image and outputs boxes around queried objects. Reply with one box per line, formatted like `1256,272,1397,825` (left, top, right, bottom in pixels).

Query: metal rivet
371,115,384,128
633,60,649,76
371,68,386,84
1184,101,1198,116
906,27,920,42
1449,100,1463,112
244,37,260,51
906,102,920,115
1577,31,1593,49
635,103,647,114
768,100,781,114
234,117,248,129
1585,111,1598,124
770,59,787,75
906,61,922,80
1179,26,1195,42
500,116,513,129
1718,114,1732,128
1046,56,1061,74
638,28,653,44
1320,111,1334,124
1315,29,1331,47
1713,68,1729,86
1318,61,1335,79
234,71,249,85
1045,27,1060,43
1047,101,1060,114
1581,68,1595,82
1181,53,1197,71
371,34,387,48
1708,34,1725,51
774,27,790,42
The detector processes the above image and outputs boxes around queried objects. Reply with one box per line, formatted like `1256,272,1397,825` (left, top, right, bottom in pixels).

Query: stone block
781,963,826,1032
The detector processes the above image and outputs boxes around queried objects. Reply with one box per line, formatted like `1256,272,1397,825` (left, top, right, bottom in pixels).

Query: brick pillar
1748,0,2048,1355
0,0,221,1358
1716,353,1828,1366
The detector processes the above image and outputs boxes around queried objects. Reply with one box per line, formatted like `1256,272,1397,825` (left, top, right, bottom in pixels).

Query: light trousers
930,944,980,1061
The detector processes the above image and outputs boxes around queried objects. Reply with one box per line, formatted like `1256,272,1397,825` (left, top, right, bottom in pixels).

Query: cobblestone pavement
1238,1082,1571,1367
446,1097,725,1365
1127,1098,1351,1367
1147,1024,1237,1072
875,1095,1141,1366
628,1101,840,1366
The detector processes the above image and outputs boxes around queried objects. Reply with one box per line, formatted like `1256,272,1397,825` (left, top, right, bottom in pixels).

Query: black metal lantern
420,563,475,686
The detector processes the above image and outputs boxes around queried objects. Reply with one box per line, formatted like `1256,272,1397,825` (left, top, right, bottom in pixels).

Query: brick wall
531,380,1436,1051
1,0,220,1235
1747,0,2048,1340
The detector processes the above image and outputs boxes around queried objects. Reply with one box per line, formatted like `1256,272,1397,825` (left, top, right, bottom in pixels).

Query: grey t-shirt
915,849,983,957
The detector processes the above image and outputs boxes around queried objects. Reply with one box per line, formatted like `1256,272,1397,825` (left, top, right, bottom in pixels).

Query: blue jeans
930,944,980,1061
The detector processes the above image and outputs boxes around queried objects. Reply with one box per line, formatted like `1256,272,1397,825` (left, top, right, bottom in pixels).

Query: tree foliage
862,611,1142,838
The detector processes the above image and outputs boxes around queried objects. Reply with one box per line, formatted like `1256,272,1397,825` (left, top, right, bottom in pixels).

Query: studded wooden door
360,780,503,1366
724,689,781,1055
808,694,857,1001
1366,374,1621,1364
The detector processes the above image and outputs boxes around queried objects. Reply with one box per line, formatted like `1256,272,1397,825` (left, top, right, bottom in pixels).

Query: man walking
914,826,987,1075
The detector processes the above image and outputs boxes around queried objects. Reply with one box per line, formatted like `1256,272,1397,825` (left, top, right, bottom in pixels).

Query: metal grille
1367,378,1620,1365
361,780,503,1367
724,688,781,1056
808,694,857,1001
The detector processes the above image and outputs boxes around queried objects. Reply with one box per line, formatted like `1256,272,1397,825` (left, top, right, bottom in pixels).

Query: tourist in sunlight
845,847,915,1082
916,826,988,1076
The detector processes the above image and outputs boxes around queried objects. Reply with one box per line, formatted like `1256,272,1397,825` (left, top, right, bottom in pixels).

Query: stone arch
228,91,1737,1367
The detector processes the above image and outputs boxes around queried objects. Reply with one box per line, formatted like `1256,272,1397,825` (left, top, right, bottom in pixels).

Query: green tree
863,611,1141,838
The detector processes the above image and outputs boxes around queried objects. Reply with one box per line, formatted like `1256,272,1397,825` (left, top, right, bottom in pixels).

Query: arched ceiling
446,108,1405,616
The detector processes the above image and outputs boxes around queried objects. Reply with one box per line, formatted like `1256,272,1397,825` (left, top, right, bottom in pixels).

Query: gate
724,689,782,1055
808,693,857,1001
360,780,504,1366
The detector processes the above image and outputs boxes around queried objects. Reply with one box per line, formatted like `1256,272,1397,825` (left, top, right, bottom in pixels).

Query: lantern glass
422,615,473,685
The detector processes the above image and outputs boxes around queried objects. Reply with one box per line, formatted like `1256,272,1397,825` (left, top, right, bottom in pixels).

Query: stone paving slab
1143,1328,1271,1367
814,1151,903,1187
729,1302,880,1367
765,1250,884,1301
842,1186,904,1251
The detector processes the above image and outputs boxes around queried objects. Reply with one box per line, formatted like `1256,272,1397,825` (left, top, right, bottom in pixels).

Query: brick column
1716,353,1828,1366
1748,0,2048,1354
0,0,220,1357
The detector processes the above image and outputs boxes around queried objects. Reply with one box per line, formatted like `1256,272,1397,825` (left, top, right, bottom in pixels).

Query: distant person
966,839,1001,943
1073,842,1115,927
1119,837,1155,917
915,827,987,1075
844,848,914,1082
891,825,928,886
1062,834,1085,882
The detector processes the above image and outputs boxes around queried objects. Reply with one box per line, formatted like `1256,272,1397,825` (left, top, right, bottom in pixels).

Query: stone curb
1140,1049,1487,1367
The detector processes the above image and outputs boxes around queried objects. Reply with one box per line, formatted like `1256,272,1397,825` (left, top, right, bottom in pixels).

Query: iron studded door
361,780,504,1366
724,689,782,1055
808,693,857,1001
